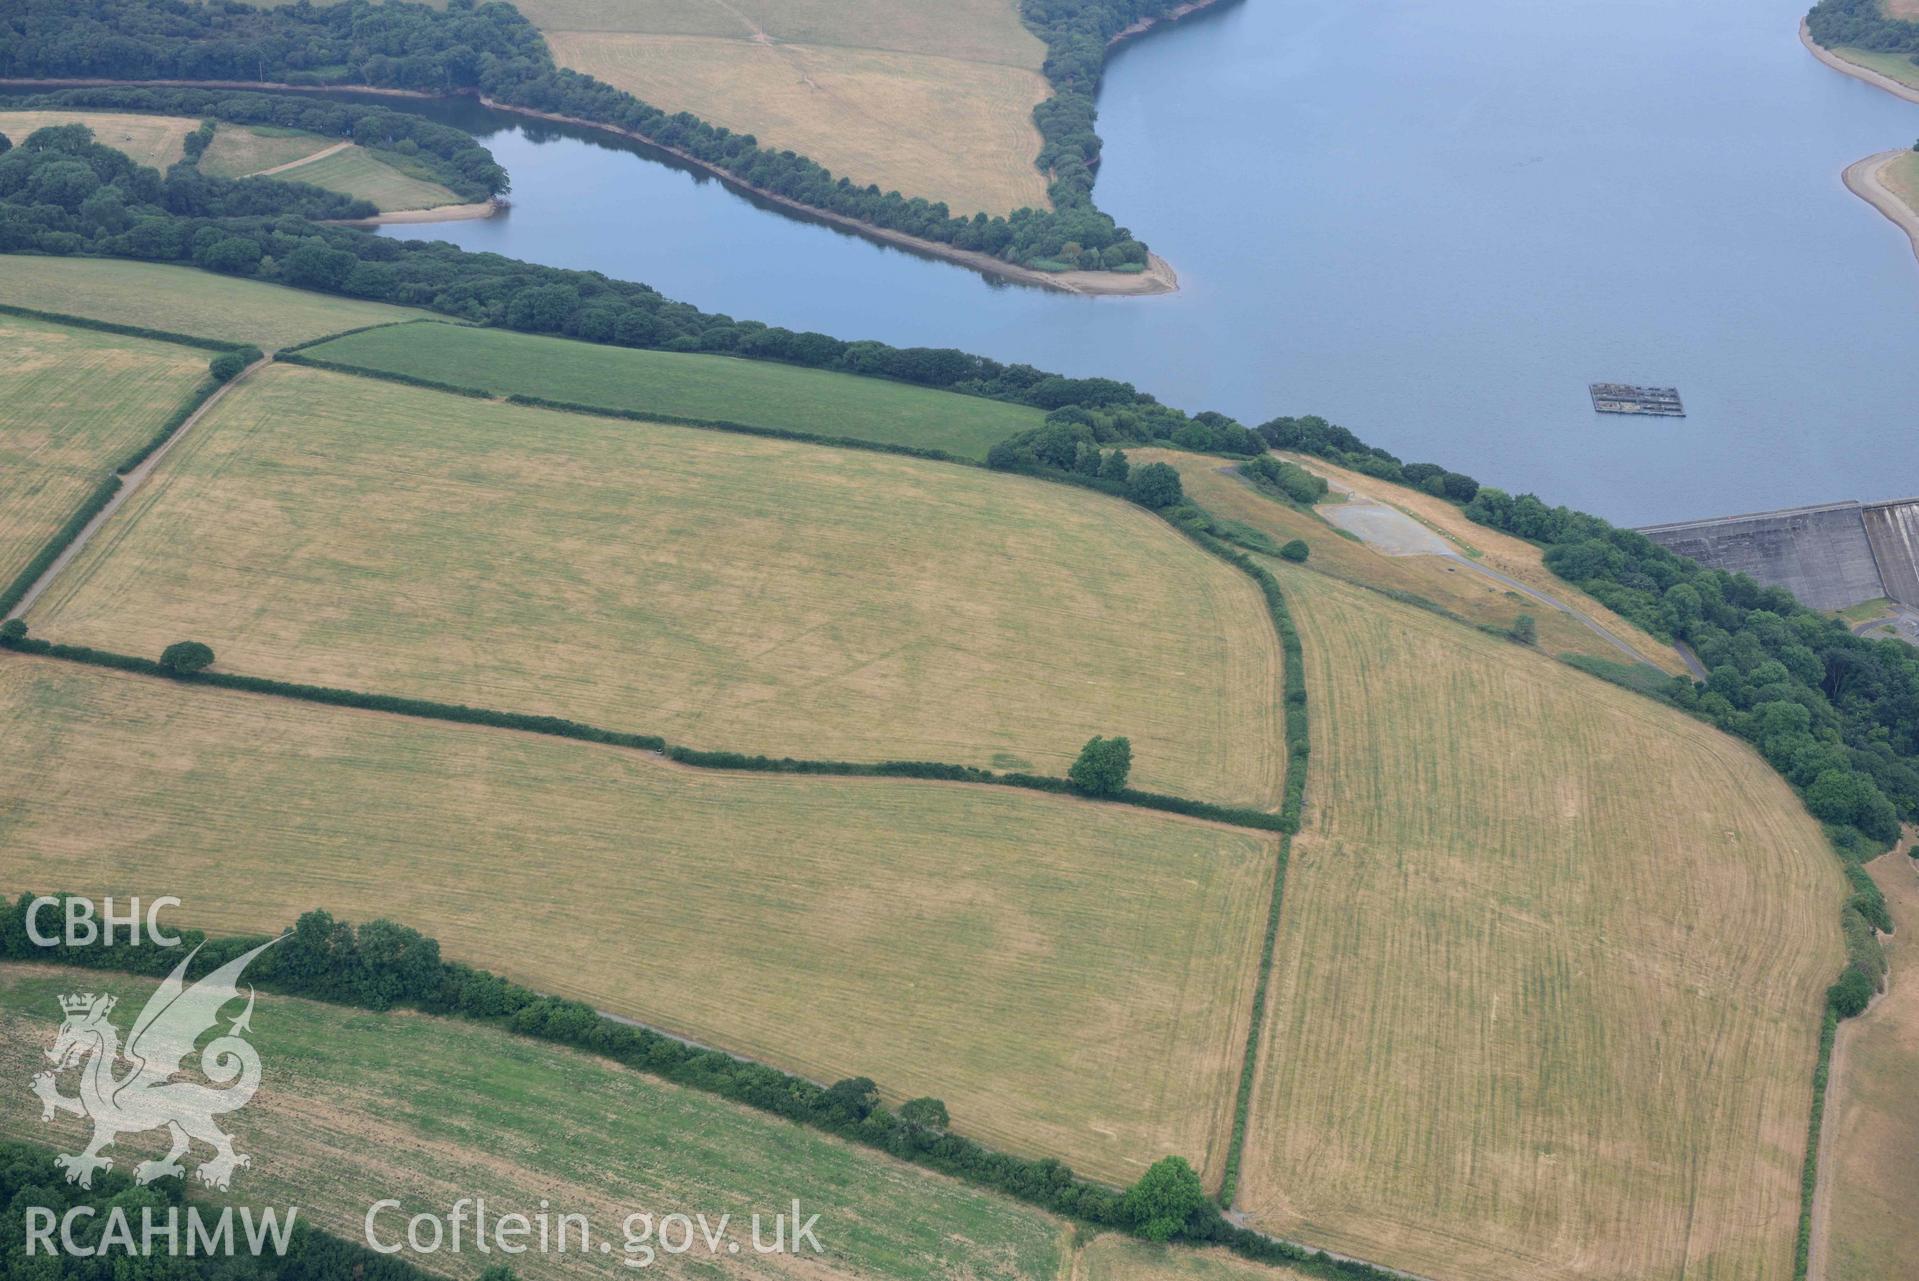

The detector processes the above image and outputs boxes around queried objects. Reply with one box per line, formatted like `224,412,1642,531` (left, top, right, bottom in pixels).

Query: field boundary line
1795,1009,1840,1279
0,642,1290,832
4,356,268,622
1,905,1422,1281
0,300,245,352
277,348,993,466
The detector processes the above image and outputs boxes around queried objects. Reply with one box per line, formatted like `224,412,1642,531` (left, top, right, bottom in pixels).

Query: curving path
4,356,270,623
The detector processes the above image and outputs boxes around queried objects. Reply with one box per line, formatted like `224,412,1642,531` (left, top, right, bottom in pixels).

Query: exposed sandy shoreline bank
1799,20,1919,105
326,198,503,227
1842,149,1919,267
0,77,1177,297
1109,0,1232,48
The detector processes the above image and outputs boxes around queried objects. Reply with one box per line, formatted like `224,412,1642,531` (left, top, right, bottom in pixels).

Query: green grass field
29,362,1283,806
0,656,1276,1185
0,257,433,349
1238,565,1843,1281
0,963,1073,1280
1830,45,1919,92
0,314,208,589
197,122,337,178
303,321,1042,457
266,143,463,211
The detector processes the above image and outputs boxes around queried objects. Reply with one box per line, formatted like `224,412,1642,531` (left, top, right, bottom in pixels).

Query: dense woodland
0,1139,441,1280
1808,0,1919,59
0,119,377,227
0,0,1156,272
12,84,510,201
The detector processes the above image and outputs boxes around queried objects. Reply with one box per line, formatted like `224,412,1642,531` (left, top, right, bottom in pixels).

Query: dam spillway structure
1638,498,1919,612
1590,383,1685,416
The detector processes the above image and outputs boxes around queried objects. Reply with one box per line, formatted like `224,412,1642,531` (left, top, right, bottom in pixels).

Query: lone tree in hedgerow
1069,735,1132,796
1122,1155,1210,1242
898,1096,950,1132
159,641,216,674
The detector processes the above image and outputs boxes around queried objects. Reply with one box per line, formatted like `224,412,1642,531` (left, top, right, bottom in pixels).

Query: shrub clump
159,640,215,673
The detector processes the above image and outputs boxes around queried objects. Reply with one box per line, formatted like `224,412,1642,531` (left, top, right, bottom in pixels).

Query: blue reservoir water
383,0,1919,524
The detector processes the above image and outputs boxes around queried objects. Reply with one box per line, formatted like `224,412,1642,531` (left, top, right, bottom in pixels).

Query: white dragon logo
29,938,279,1191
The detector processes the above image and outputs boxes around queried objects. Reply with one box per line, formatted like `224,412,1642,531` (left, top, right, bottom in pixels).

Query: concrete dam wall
1864,499,1919,607
1638,498,1919,612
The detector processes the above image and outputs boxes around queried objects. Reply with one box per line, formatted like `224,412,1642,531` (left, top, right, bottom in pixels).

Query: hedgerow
0,301,241,351
0,897,1406,1280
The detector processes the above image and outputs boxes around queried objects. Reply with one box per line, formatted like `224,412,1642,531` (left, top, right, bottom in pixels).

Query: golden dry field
0,964,1074,1281
1237,564,1844,1281
1132,447,1677,671
0,657,1277,1185
1075,1236,1314,1281
1276,451,1688,675
28,363,1283,807
1817,853,1919,1281
524,0,1052,214
0,314,207,587
0,110,200,168
0,257,434,349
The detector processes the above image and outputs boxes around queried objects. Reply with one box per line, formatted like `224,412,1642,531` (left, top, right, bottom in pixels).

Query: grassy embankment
1881,148,1919,214
200,125,465,211
1134,447,1684,675
0,963,1074,1281
26,362,1283,807
0,257,433,349
1824,43,1919,92
0,314,209,585
1816,852,1919,1281
511,0,1052,215
0,648,1276,1188
1237,564,1845,1281
300,320,1043,459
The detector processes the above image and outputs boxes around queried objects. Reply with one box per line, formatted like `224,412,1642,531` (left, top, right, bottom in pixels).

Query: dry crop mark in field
24,363,1284,807
1235,565,1843,1281
0,656,1277,1187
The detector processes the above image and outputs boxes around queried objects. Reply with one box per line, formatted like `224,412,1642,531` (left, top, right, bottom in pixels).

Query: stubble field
0,257,433,349
518,0,1052,214
0,657,1276,1185
27,363,1283,806
0,314,207,588
1817,853,1919,1281
0,964,1073,1281
0,110,200,168
1237,564,1843,1281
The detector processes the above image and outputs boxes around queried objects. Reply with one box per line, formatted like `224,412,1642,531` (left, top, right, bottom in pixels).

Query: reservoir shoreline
1798,20,1919,105
1842,150,1919,267
0,76,1177,297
